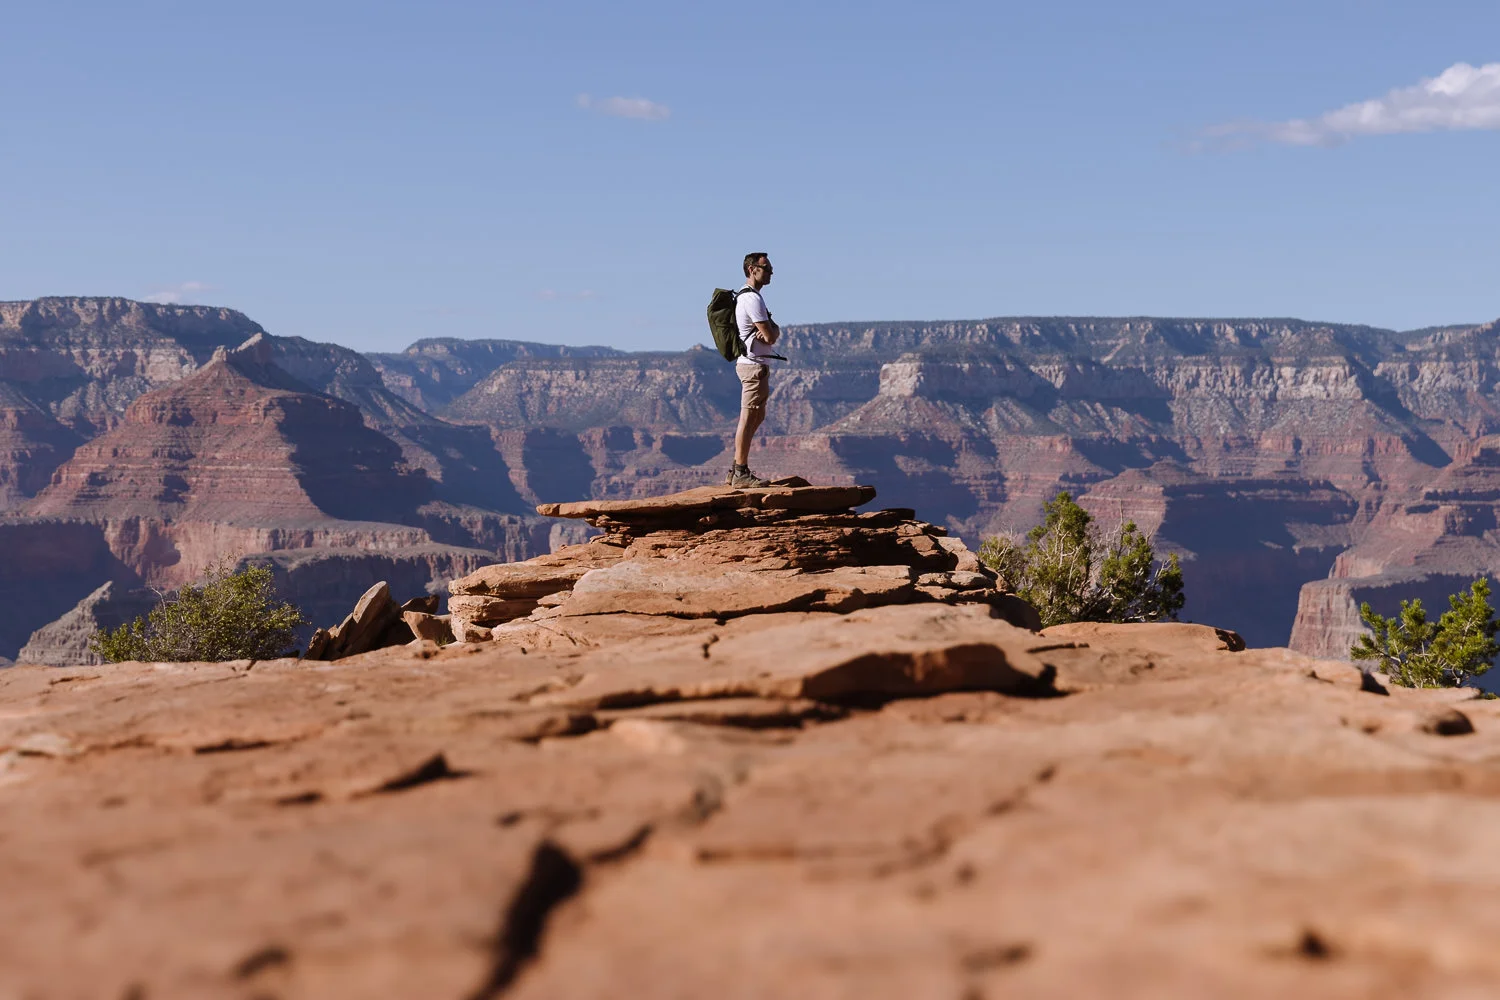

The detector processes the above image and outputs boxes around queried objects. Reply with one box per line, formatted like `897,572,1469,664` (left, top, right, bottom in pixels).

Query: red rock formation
3,568,1496,996
28,341,430,524
443,481,1035,650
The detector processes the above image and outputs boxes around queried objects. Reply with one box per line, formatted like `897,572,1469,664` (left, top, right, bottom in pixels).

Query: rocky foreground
4,485,1500,998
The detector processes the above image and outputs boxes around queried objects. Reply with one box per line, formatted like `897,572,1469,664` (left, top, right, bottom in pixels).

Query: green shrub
978,490,1185,628
1350,578,1499,688
91,564,306,663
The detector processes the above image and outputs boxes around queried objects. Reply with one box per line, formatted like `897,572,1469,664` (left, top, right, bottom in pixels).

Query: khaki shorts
737,362,770,413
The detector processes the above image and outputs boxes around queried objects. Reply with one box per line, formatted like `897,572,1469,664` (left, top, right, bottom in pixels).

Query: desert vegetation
1351,579,1499,688
978,491,1185,629
91,564,305,663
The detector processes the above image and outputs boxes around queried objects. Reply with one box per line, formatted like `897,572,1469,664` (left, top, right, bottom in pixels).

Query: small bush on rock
1351,578,1499,688
91,564,306,663
978,491,1185,628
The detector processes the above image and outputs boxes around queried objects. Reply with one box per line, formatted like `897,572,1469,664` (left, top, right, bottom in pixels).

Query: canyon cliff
5,298,1500,666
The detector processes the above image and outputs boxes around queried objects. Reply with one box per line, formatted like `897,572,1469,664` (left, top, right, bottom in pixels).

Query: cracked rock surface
4,600,1500,998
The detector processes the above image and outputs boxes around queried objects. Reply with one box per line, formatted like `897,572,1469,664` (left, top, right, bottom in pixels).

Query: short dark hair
743,252,769,277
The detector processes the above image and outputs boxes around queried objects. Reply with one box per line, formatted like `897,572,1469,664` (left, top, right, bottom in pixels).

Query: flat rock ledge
536,479,878,522
4,577,1496,997
448,479,1038,645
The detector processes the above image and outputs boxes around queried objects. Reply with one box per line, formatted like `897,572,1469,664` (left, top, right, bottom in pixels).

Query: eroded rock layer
442,481,1035,649
2,603,1495,997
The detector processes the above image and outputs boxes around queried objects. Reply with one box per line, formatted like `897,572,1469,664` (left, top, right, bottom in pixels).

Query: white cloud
575,93,670,121
142,281,212,304
1205,62,1500,147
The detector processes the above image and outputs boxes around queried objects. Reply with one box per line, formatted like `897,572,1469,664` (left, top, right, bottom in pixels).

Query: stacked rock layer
446,479,1037,646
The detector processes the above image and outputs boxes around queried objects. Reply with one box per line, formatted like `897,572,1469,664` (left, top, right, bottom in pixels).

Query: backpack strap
734,287,786,360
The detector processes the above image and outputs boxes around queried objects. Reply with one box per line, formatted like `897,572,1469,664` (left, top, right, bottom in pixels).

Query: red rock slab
447,593,544,626
507,659,1500,1000
559,562,917,619
534,603,1055,709
488,612,722,652
535,482,877,521
1041,621,1247,654
448,550,621,598
487,610,845,655
401,610,453,643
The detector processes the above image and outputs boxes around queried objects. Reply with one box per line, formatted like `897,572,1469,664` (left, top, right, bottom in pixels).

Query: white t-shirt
734,287,777,367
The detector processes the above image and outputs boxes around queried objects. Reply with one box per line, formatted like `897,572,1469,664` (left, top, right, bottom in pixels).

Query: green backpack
706,287,748,362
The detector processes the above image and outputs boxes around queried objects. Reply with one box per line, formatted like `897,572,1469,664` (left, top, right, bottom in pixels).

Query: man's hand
754,319,781,345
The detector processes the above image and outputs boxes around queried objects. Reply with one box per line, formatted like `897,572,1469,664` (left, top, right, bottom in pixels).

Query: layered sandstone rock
1287,435,1500,665
27,339,431,524
4,587,1499,996
370,337,623,412
444,480,1033,646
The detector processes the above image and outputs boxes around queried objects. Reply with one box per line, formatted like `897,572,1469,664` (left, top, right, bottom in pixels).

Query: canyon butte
6,296,1500,667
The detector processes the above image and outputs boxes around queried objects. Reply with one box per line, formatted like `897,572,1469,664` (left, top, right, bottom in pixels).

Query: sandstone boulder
446,540,627,628
401,611,454,644
304,582,437,660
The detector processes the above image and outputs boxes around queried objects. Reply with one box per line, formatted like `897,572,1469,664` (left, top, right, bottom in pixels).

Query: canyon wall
7,300,1500,663
0,309,560,661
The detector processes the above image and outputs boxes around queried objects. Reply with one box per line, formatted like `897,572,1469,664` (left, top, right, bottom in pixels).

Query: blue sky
2,1,1498,352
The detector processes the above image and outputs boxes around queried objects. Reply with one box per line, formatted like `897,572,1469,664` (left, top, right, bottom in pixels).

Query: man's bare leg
734,405,764,467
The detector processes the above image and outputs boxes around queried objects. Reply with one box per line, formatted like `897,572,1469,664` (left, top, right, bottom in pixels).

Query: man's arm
753,319,781,345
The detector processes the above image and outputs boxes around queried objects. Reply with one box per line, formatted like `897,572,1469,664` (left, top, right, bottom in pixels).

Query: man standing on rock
728,251,783,488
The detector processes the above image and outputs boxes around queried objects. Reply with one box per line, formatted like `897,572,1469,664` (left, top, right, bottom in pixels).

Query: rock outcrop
3,564,1497,996
302,583,439,661
0,297,266,442
443,480,1036,647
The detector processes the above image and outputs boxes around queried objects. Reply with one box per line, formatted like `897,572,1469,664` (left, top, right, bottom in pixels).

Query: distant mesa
25,335,431,524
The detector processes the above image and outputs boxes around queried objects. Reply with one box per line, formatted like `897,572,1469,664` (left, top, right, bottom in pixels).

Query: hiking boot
726,466,771,488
